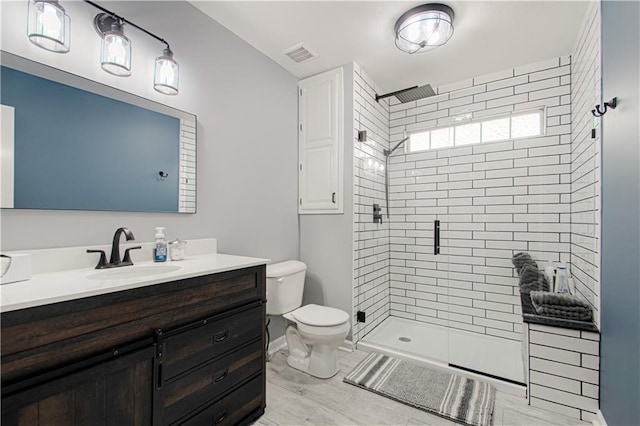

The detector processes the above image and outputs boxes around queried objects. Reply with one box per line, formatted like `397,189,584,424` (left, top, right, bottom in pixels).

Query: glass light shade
100,21,131,77
395,4,454,54
154,48,179,95
27,0,70,53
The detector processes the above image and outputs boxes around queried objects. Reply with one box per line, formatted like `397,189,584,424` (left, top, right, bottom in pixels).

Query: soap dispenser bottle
154,227,167,262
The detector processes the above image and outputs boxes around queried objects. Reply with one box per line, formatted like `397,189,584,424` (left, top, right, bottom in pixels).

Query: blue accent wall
600,1,640,425
1,66,180,212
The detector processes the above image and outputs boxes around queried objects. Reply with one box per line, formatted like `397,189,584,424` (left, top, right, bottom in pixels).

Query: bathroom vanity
0,249,267,426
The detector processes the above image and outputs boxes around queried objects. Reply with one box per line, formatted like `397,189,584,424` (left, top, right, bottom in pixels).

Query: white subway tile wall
526,323,600,421
179,118,197,212
353,63,391,342
386,56,572,342
570,1,601,325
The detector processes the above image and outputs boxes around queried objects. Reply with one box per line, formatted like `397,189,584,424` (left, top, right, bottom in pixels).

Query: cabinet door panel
1,347,154,426
299,67,343,214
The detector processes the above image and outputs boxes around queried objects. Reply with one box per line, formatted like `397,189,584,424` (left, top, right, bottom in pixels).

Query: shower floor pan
357,316,525,394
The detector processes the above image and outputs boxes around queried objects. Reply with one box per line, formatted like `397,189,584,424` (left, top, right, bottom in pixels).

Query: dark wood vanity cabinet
2,346,155,426
1,265,267,426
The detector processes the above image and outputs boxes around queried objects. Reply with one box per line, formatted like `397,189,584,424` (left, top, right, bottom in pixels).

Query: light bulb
39,3,62,39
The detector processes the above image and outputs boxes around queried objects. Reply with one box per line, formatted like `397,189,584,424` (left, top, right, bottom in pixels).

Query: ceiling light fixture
394,3,454,54
27,0,70,53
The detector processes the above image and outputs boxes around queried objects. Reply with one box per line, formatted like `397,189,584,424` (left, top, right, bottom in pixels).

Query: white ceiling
191,1,588,93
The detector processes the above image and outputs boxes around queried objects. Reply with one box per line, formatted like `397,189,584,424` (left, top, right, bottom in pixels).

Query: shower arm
383,136,410,158
384,136,410,218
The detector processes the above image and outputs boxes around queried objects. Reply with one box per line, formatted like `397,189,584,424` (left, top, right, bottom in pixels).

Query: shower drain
398,337,412,342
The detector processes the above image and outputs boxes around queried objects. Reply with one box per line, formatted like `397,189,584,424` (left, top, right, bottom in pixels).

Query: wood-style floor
256,349,590,426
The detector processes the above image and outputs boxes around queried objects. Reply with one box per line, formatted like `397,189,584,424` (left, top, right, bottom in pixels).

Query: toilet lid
292,304,349,327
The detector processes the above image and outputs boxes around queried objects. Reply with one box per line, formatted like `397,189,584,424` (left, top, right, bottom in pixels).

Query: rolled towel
530,291,593,322
519,264,550,293
512,252,537,275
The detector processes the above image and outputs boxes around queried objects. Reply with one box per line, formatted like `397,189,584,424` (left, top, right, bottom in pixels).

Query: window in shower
406,108,545,153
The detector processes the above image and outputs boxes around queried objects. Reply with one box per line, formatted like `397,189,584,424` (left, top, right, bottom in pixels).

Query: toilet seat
291,304,349,327
284,304,350,336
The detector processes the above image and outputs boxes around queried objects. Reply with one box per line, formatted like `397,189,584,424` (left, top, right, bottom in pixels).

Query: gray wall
600,1,640,425
0,2,299,263
298,63,355,340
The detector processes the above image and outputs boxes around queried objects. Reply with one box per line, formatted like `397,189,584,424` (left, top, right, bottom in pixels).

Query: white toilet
266,260,350,379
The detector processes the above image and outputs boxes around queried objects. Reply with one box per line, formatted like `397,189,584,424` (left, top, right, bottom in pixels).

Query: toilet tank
266,260,306,315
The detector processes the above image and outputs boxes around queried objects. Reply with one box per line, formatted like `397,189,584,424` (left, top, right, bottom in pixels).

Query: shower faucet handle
373,203,383,224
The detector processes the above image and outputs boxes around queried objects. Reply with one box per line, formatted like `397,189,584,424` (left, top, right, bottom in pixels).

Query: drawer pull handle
214,369,228,383
214,330,229,343
213,411,227,424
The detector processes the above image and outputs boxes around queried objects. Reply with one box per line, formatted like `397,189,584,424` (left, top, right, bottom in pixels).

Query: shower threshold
357,316,526,396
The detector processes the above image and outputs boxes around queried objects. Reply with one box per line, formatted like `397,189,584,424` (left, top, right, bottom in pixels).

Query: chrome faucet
87,227,142,269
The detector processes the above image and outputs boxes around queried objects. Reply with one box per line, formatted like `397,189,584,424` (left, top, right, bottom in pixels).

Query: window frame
405,107,546,154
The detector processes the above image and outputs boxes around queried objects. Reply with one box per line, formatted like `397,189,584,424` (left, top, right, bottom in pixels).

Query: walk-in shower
358,134,527,384
352,60,592,389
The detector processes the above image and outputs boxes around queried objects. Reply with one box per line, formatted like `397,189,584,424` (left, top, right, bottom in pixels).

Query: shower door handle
434,220,440,255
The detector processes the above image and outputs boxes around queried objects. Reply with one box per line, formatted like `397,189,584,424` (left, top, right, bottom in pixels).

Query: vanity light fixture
394,3,454,54
27,0,70,53
26,0,180,95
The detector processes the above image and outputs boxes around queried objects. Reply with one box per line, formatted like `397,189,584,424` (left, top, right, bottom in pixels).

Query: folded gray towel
512,252,537,275
519,264,550,293
530,291,593,322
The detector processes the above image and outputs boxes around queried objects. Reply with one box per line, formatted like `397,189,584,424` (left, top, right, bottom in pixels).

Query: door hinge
300,123,303,132
300,198,302,205
300,164,302,171
299,88,302,96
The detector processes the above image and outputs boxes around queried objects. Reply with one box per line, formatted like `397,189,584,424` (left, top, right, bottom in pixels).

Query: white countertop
0,253,268,313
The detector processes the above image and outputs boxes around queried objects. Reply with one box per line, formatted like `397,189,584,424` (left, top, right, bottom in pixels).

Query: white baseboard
267,335,287,358
592,410,607,426
339,339,354,352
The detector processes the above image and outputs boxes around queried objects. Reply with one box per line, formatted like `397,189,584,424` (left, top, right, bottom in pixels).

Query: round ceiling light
394,3,454,54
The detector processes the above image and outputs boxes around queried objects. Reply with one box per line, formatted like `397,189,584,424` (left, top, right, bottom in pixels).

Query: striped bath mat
344,352,495,426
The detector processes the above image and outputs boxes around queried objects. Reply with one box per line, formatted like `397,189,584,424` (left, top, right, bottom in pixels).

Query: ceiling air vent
283,43,317,64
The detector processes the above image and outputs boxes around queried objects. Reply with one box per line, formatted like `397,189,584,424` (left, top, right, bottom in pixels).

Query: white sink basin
87,264,182,280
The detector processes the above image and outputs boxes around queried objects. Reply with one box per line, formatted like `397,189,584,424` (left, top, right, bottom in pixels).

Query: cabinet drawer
179,374,263,426
161,340,262,425
161,304,262,380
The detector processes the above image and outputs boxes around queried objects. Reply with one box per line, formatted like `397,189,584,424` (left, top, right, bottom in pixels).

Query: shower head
375,84,436,104
395,84,436,103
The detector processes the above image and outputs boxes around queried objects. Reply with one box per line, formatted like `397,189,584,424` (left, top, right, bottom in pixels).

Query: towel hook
592,97,618,117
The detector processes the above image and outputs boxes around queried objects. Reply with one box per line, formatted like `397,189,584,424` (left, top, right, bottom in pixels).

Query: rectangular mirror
0,51,196,213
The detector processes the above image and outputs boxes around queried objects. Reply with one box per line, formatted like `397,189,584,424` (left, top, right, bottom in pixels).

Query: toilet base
283,315,350,379
286,345,341,379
